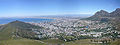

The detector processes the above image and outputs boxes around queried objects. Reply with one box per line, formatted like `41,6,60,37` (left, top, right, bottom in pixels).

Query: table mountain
86,8,120,31
86,8,120,21
110,8,120,17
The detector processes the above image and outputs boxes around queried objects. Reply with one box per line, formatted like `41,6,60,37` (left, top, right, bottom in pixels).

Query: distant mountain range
86,8,120,21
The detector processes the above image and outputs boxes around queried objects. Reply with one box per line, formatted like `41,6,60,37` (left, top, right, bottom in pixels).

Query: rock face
86,8,120,31
93,10,109,17
110,8,120,17
87,8,120,21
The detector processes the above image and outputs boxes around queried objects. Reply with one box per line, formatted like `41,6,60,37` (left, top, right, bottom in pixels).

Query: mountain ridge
86,8,120,21
86,8,120,31
0,20,43,40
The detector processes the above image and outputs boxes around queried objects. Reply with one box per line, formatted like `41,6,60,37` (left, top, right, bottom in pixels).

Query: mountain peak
98,10,108,13
110,8,120,17
10,20,23,23
86,8,120,21
99,10,106,12
111,8,120,13
7,20,42,29
115,8,120,11
94,10,109,17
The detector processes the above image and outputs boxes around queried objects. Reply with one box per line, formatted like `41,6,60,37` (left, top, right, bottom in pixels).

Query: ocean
0,18,54,24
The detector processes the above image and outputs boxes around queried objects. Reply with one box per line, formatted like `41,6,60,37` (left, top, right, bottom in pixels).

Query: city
0,0,120,45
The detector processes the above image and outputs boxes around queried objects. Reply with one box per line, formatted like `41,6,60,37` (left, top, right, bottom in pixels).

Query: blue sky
0,0,120,17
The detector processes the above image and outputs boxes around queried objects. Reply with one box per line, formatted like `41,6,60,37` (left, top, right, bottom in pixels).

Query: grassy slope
0,25,103,45
42,39,65,45
0,24,16,40
42,39,120,45
42,39,101,45
65,39,101,45
0,39,46,45
0,21,118,45
0,24,46,45
110,39,120,45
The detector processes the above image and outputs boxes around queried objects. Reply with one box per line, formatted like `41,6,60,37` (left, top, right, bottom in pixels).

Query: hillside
9,20,41,29
0,21,102,45
110,8,120,17
0,20,46,45
0,23,17,40
86,8,120,31
86,8,120,21
0,20,43,39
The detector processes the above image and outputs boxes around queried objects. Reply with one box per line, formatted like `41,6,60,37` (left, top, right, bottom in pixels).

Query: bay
0,18,54,24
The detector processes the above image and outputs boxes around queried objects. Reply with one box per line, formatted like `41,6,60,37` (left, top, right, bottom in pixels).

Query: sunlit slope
0,21,46,45
42,39,102,45
0,24,17,40
0,39,46,45
0,20,41,40
110,39,120,45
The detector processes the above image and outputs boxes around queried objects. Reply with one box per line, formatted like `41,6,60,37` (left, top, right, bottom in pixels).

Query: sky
0,0,120,17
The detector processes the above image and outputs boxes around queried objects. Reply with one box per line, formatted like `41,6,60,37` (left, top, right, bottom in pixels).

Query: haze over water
0,18,53,24
0,0,120,17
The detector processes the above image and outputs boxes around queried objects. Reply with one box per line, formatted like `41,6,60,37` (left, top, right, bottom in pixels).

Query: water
0,18,54,24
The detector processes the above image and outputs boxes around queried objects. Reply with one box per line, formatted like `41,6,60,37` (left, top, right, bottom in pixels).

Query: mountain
86,10,110,21
86,8,120,31
86,8,120,21
110,8,120,17
9,20,41,29
0,20,43,40
92,10,109,17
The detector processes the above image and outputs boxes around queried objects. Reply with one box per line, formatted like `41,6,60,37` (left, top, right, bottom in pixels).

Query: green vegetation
42,39,102,45
0,20,42,40
9,20,43,29
42,39,65,45
0,21,119,45
0,21,46,45
111,39,120,45
57,33,93,42
0,24,16,40
65,39,101,45
0,39,46,45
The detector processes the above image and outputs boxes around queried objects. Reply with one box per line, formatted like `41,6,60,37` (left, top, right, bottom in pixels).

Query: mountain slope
86,8,120,31
110,8,120,17
86,8,120,21
0,20,46,45
0,24,17,40
0,38,46,45
86,10,110,21
9,20,41,29
0,20,43,40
